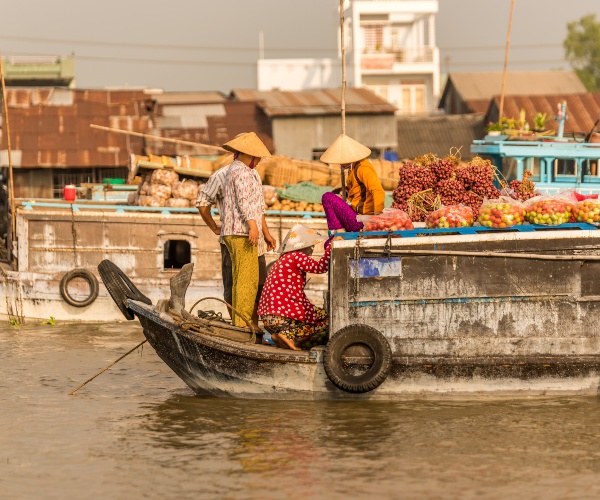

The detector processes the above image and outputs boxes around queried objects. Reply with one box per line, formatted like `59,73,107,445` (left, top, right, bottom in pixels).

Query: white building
257,1,440,116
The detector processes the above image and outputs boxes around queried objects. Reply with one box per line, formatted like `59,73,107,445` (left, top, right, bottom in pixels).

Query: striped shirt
197,161,266,256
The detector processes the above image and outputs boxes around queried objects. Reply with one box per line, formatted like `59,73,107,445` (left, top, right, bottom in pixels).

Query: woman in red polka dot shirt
258,224,336,350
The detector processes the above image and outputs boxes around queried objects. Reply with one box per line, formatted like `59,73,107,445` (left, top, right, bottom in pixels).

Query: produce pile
524,197,574,225
129,170,201,208
264,186,324,212
392,153,501,221
573,199,600,223
507,171,536,201
425,205,474,229
478,198,527,228
360,208,414,231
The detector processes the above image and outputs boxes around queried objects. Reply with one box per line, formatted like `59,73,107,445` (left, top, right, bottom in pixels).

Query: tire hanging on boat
59,268,100,308
323,324,392,393
97,260,152,320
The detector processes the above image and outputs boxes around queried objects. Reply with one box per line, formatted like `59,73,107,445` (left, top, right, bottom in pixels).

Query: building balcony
359,47,438,74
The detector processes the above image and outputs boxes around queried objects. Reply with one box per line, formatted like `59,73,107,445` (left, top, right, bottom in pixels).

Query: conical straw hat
222,132,271,158
278,224,325,254
320,134,371,164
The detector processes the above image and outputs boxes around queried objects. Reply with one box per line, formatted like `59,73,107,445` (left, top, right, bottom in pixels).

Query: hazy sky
1,0,599,92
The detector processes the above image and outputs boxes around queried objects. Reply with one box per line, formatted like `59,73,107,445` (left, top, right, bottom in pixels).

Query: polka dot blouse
258,244,332,324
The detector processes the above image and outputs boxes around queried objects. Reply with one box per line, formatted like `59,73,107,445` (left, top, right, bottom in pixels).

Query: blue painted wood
338,223,598,240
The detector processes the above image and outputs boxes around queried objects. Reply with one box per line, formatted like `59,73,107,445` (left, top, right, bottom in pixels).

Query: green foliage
42,316,56,326
564,14,600,92
8,317,19,326
534,112,548,131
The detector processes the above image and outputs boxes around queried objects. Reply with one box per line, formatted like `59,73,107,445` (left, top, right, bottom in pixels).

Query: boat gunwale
129,300,317,364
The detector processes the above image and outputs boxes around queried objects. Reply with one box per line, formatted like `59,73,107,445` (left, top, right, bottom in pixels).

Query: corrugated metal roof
1,88,152,168
448,71,586,101
231,87,396,116
397,113,485,160
486,93,600,136
153,91,226,105
160,103,226,129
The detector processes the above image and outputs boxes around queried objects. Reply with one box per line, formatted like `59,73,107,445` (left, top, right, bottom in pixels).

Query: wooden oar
68,340,147,395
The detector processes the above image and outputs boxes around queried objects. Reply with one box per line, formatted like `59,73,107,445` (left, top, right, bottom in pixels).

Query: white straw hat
320,134,371,164
222,132,271,158
278,224,325,254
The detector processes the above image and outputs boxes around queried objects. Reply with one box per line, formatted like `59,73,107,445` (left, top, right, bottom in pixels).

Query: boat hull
131,302,600,399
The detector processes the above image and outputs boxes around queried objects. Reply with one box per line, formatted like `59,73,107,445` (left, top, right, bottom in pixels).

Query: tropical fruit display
573,199,600,223
478,198,526,228
425,205,474,229
524,197,574,225
362,208,414,231
392,153,501,221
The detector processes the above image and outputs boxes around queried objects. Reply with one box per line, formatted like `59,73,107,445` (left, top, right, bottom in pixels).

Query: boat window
554,159,576,177
164,240,191,270
583,159,600,177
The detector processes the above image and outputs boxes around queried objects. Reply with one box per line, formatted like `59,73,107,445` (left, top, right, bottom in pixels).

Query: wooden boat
100,223,600,399
0,200,328,323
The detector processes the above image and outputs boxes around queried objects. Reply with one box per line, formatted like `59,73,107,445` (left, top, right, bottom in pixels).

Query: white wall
257,59,343,91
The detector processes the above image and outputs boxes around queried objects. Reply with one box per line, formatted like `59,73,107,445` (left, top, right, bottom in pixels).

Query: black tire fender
59,268,100,308
97,260,152,320
323,324,392,393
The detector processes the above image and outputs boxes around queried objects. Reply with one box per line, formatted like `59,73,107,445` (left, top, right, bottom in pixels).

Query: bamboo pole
340,0,347,200
90,124,227,153
0,54,16,263
498,0,515,124
67,340,147,395
364,248,600,262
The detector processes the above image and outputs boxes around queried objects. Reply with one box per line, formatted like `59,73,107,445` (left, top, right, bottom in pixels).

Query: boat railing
17,199,326,218
336,222,598,240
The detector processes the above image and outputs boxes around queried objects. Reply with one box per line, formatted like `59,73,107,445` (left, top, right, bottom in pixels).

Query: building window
365,84,389,101
399,84,426,115
164,240,191,270
363,25,384,52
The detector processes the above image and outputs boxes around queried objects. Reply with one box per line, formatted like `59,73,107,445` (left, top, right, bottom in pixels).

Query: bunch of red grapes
430,158,456,181
437,179,466,205
392,162,436,205
509,179,536,201
392,155,512,222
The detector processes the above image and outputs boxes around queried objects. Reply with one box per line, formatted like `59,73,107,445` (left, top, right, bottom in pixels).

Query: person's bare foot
271,333,287,349
277,334,301,351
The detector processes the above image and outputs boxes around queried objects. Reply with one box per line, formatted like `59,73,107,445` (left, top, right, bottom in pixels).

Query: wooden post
340,0,347,200
0,54,16,263
498,0,515,124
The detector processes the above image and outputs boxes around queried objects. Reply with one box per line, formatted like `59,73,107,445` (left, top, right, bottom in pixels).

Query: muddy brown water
2,322,600,499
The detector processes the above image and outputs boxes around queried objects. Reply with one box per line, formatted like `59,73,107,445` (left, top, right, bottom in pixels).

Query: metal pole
498,0,515,125
340,0,347,200
89,124,227,153
0,54,16,263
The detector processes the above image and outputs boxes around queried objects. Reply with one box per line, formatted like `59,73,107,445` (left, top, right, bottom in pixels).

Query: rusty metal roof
440,71,587,114
231,87,396,117
153,91,227,105
1,88,152,168
486,93,600,136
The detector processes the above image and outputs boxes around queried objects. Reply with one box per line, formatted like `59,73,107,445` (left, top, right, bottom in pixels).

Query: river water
2,322,600,499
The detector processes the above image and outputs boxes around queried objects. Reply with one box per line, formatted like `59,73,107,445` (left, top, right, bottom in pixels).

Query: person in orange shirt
320,134,385,233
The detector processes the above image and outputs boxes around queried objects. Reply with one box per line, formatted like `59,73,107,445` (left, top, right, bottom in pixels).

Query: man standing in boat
197,132,276,330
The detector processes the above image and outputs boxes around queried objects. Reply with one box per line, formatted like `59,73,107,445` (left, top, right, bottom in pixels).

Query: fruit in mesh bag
478,202,526,228
573,199,600,223
425,205,474,228
525,198,573,225
363,210,414,231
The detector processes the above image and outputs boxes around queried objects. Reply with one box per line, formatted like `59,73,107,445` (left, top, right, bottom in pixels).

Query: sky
1,0,599,93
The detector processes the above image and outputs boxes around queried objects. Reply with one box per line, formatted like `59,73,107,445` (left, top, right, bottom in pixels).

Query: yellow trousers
223,235,258,327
